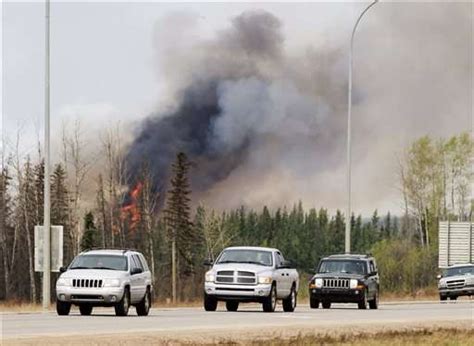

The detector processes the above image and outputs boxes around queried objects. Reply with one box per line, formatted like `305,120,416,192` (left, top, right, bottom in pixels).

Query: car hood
311,273,366,280
211,263,273,275
60,269,127,280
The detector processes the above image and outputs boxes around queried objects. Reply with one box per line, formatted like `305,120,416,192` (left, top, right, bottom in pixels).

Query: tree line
0,130,471,302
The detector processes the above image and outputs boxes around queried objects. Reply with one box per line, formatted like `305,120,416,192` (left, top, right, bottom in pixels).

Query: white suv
56,249,153,316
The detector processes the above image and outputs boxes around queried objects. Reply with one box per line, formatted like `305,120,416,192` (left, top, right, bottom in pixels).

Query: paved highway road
2,301,473,343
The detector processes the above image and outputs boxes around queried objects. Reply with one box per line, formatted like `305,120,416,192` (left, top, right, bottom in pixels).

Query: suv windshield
69,254,128,271
216,249,273,267
445,266,473,277
318,260,367,275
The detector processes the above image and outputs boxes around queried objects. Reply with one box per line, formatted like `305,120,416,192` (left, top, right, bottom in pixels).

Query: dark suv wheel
310,298,319,309
440,294,447,301
358,289,368,309
369,290,379,309
322,301,331,309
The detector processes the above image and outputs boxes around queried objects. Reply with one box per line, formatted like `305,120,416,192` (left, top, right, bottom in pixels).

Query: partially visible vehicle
309,254,379,310
438,263,474,301
203,246,299,312
55,249,152,316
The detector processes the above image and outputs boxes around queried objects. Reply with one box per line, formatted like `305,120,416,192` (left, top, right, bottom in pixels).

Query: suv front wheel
369,290,379,309
115,287,130,316
56,300,71,316
136,288,151,316
358,290,368,309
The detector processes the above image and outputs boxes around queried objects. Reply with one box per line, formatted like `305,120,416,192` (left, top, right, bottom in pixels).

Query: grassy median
214,328,474,346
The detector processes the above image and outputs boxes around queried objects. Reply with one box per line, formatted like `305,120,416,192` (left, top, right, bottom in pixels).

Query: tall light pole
43,0,51,309
346,0,378,254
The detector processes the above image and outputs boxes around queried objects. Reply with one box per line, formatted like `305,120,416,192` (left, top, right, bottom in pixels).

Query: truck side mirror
59,266,67,273
203,259,213,266
436,274,442,280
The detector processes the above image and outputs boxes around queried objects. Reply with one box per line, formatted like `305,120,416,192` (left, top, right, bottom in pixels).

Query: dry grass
4,326,472,346
0,300,46,312
212,328,474,346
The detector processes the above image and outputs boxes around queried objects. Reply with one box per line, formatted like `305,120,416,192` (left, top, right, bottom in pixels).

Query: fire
121,182,143,231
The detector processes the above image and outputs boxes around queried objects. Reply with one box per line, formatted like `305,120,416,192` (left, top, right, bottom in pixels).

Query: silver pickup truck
203,246,299,312
438,263,474,301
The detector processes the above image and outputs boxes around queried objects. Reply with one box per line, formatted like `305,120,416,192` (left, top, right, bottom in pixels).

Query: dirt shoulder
3,320,472,345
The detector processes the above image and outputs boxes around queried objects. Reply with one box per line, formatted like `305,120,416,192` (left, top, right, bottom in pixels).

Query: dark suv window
318,260,367,275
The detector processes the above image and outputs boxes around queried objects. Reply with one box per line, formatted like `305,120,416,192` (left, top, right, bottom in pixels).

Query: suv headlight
103,279,121,287
438,279,447,288
56,278,71,287
314,278,323,288
205,271,215,283
350,279,358,289
258,276,272,284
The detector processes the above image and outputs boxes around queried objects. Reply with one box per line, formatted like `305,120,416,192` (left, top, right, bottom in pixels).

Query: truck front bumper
439,285,474,297
56,286,124,304
204,282,272,301
309,288,364,303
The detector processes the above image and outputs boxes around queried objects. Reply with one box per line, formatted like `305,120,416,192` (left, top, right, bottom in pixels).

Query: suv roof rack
82,247,137,254
325,253,373,259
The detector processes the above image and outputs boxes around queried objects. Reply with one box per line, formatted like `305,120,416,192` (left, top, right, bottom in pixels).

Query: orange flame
121,182,143,231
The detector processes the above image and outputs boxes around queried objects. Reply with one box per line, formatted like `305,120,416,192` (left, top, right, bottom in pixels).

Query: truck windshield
445,266,473,277
216,250,273,267
318,260,367,275
69,255,128,271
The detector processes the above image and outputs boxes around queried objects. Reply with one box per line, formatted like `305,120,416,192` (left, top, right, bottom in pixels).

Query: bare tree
101,123,128,248
62,120,92,255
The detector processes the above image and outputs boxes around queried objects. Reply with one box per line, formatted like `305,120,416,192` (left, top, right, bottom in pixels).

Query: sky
1,0,473,215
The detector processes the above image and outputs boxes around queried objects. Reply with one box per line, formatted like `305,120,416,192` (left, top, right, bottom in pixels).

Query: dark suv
309,254,379,309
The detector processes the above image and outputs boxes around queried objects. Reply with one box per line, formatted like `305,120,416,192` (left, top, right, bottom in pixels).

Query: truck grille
216,271,256,285
446,279,465,289
323,278,350,289
72,279,103,288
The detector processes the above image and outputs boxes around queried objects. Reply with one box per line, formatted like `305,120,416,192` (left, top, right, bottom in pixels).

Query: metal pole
42,0,51,309
346,0,378,254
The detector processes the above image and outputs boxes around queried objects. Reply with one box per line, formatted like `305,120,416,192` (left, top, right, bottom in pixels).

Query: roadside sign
34,225,64,272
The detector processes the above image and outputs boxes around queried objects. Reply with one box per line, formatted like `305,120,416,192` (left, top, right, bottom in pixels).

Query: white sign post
34,225,64,272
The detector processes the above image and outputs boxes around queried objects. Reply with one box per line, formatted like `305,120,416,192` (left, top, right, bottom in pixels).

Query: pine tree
163,152,195,302
51,164,72,261
81,212,98,250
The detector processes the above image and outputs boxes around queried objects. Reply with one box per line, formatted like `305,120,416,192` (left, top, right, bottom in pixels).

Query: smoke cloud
126,10,344,198
126,4,471,213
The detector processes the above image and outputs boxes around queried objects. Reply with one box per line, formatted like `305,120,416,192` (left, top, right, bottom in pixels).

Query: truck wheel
226,301,239,312
282,286,297,312
262,284,277,312
369,290,379,310
358,290,368,309
115,288,130,316
136,289,151,316
79,304,93,316
204,293,218,311
449,296,457,301
310,298,320,309
56,300,71,316
440,294,447,301
322,301,331,309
